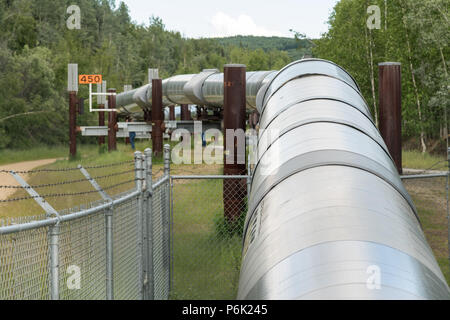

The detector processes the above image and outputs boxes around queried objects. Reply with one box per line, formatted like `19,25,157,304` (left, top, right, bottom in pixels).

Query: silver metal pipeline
115,69,277,113
238,59,450,300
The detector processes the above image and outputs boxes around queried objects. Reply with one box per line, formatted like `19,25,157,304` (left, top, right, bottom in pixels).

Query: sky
119,0,339,39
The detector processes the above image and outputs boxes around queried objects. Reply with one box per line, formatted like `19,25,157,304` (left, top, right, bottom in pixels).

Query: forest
314,0,449,153
0,0,448,154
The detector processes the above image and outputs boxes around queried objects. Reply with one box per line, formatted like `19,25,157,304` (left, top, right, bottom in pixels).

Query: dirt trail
0,159,58,200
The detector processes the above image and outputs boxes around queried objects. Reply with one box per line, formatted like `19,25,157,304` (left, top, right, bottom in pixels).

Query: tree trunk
439,46,448,150
400,1,427,153
364,16,378,126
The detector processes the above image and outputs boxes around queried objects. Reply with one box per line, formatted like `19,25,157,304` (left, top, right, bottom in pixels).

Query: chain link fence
401,170,450,284
0,148,171,300
170,173,249,300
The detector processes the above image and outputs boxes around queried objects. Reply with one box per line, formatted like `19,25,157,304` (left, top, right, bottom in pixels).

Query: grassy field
0,145,69,165
402,150,447,171
0,141,165,220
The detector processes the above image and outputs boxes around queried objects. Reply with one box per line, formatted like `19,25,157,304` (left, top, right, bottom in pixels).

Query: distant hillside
212,35,314,61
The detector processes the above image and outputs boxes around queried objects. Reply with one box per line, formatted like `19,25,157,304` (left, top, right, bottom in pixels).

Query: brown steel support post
69,91,77,159
379,62,402,174
223,64,247,222
152,79,163,157
180,104,189,121
169,105,175,121
98,104,105,146
107,89,117,152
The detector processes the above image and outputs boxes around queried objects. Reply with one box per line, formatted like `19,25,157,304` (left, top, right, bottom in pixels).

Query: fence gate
170,175,248,300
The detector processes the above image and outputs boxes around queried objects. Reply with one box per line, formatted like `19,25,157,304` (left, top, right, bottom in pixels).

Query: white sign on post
68,64,78,92
97,80,108,106
148,68,159,83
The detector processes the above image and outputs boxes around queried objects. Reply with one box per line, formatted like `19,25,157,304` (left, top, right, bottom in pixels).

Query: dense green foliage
0,0,295,149
313,0,449,153
213,35,313,61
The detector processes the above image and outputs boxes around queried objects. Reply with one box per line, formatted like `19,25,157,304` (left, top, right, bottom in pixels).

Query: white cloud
209,12,286,37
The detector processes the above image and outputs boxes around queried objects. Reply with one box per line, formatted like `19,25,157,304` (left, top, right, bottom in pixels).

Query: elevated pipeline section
238,59,450,299
115,69,277,115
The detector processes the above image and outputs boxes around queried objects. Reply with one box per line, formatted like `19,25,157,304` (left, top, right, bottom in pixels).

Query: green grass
402,150,447,171
0,145,69,165
403,177,450,286
0,138,174,166
170,176,244,300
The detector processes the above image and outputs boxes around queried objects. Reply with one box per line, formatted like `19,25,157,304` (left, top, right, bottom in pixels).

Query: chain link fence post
134,151,145,300
105,203,114,300
49,223,60,300
163,144,171,299
144,148,154,300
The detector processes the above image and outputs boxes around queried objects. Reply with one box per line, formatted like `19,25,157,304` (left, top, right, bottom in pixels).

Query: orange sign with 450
79,74,102,84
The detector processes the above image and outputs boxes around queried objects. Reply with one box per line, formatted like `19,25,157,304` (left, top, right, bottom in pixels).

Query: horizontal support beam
81,121,222,136
400,173,448,180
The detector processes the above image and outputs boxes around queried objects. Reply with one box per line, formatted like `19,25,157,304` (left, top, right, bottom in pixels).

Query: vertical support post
105,205,114,300
180,104,190,121
69,91,77,158
163,144,171,298
223,64,247,222
68,63,78,159
379,62,402,174
169,175,174,292
169,105,175,121
49,224,60,300
144,148,154,300
135,151,145,300
152,79,163,157
108,89,117,152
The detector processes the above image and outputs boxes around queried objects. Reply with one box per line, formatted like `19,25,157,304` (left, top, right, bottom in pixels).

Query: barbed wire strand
0,160,135,175
0,178,138,203
0,168,138,189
